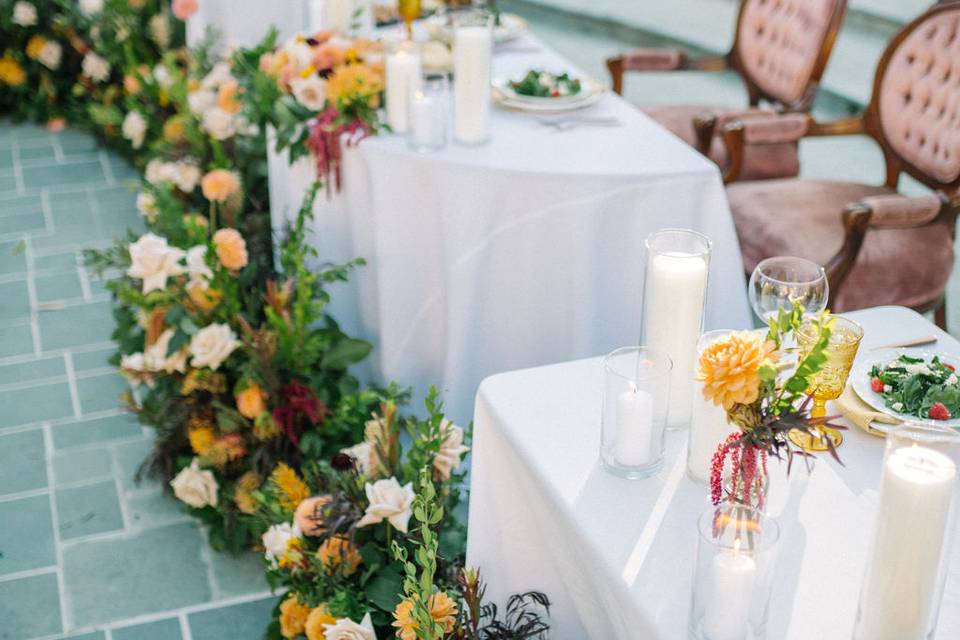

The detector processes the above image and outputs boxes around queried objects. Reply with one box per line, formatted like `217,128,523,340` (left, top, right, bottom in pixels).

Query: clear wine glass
748,256,829,323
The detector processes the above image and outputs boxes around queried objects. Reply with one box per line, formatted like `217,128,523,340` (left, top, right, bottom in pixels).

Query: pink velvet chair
721,1,960,328
607,0,847,180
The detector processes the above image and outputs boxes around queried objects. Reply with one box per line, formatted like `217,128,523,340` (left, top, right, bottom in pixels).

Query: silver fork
537,116,622,132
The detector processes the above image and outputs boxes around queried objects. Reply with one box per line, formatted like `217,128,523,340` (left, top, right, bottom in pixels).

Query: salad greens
510,70,582,98
869,354,960,420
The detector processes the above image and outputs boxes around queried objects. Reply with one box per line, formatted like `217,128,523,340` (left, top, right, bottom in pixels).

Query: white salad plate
491,78,604,113
425,12,529,44
850,348,960,428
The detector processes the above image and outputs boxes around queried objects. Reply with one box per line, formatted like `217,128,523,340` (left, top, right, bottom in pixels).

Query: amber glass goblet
398,0,421,39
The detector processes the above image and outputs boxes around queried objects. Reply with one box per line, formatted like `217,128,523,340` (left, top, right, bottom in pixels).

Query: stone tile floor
0,121,271,640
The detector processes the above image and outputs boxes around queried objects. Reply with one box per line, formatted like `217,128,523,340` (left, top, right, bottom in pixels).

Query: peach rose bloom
123,74,141,95
172,0,199,20
187,282,221,312
213,228,248,271
200,169,240,203
311,43,346,71
47,118,67,132
216,80,242,114
236,383,266,419
293,495,332,536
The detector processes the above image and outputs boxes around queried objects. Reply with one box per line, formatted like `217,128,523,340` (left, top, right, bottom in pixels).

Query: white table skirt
465,305,960,639
268,29,752,423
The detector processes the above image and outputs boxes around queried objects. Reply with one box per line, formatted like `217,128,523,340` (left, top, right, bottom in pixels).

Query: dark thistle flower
330,452,355,472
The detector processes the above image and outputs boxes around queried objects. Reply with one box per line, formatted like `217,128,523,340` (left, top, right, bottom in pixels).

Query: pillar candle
645,253,708,428
409,90,437,148
453,24,492,144
856,445,957,640
386,49,422,134
687,385,730,483
703,539,756,640
614,383,653,467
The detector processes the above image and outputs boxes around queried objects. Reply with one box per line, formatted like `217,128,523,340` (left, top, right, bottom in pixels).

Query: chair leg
935,297,947,331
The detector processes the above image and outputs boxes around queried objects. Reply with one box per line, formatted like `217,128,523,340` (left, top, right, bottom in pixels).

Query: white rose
282,40,314,73
120,352,146,372
78,0,103,16
126,233,185,293
340,442,375,476
172,161,201,192
323,614,376,640
187,89,216,115
432,421,469,481
201,61,233,90
37,41,62,70
122,110,147,149
185,245,212,284
170,459,218,508
356,477,415,533
153,64,173,89
145,159,170,184
202,107,236,141
145,329,187,374
136,191,158,222
149,13,171,48
82,52,111,83
290,74,328,111
262,521,301,566
189,323,240,370
13,1,37,27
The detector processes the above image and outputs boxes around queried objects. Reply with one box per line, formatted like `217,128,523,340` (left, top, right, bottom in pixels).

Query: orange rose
162,115,186,144
216,79,242,113
200,169,240,203
213,228,248,271
47,117,67,132
123,74,141,95
236,383,266,419
279,594,311,639
304,606,337,640
187,281,221,312
316,535,362,576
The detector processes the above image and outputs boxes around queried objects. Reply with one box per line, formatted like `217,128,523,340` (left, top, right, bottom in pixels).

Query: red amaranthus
273,380,327,446
305,107,372,192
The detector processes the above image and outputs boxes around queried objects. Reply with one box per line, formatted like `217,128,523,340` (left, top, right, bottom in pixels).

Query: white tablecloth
268,30,752,423
465,305,960,639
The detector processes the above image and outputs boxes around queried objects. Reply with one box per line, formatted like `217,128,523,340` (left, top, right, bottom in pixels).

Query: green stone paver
0,122,268,639
188,597,276,640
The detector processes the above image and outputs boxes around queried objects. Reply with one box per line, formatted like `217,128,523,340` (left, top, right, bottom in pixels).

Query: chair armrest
851,193,951,229
720,114,810,183
606,50,728,94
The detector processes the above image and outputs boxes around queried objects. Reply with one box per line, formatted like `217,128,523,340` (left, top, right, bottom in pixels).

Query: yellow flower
316,535,362,576
162,115,186,143
233,471,260,515
25,36,47,60
697,331,779,410
188,424,216,457
213,228,248,271
325,63,383,106
0,56,26,87
278,536,305,569
236,382,267,419
271,463,311,511
392,592,458,640
278,594,311,639
304,605,338,640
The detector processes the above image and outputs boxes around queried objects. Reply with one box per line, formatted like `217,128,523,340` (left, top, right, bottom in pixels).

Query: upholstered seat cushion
643,105,801,180
728,179,954,311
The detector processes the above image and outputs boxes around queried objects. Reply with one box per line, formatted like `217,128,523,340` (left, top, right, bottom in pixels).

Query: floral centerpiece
697,304,844,507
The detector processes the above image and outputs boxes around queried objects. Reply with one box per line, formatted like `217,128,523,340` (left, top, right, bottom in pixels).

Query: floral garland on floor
3,2,551,637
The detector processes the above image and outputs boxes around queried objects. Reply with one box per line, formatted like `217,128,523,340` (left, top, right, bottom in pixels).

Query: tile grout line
0,486,49,504
0,367,117,394
40,188,55,234
0,565,58,584
52,138,65,164
24,235,42,357
99,151,116,187
197,524,222,601
12,140,25,194
179,612,194,640
63,352,82,419
109,445,133,534
41,421,72,633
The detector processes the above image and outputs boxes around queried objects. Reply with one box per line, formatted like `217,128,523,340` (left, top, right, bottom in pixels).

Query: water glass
748,256,828,323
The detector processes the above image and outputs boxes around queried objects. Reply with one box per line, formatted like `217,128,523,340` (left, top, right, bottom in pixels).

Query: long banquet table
465,305,960,639
269,28,752,423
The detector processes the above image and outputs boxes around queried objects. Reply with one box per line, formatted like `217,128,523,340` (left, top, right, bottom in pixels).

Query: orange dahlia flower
697,331,778,410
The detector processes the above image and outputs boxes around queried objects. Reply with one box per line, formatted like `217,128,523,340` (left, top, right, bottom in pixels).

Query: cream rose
79,0,104,16
201,61,233,90
187,89,216,115
136,192,158,222
323,614,376,640
149,13,171,48
432,421,469,481
153,64,173,89
173,161,201,193
37,41,62,70
170,459,218,508
202,107,237,141
262,521,301,566
356,477,415,533
189,323,240,370
122,110,147,149
13,2,37,27
82,52,111,83
185,245,213,283
126,233,185,293
290,75,328,111
145,329,187,374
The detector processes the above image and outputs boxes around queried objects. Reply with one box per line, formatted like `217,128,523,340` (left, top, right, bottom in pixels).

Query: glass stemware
398,0,421,39
748,256,828,323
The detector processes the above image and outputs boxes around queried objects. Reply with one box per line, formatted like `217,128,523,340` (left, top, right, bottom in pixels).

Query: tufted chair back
874,6,960,187
733,0,846,109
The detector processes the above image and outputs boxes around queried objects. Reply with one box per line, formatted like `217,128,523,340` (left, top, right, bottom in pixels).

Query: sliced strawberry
871,377,884,393
929,402,951,421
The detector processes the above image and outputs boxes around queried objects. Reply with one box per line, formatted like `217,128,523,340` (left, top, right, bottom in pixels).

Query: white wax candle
324,0,351,33
687,384,730,483
386,49,422,134
703,540,756,640
645,252,708,428
614,384,653,467
409,91,436,148
453,25,492,144
856,445,957,640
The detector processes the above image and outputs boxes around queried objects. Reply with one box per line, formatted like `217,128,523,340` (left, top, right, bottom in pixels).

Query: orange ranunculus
697,331,779,410
236,382,266,419
216,79,242,113
278,594,311,639
316,535,362,576
304,605,338,640
213,228,248,271
393,592,458,640
200,169,240,203
25,36,47,60
0,56,26,87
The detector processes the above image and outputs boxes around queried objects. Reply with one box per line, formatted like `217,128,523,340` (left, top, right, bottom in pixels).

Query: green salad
869,354,960,420
510,70,582,98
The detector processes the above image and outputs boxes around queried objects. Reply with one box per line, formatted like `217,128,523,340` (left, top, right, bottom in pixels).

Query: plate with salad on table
851,349,960,428
492,69,604,112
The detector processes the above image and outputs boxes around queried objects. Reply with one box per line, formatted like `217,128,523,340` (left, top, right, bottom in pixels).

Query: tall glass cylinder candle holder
854,424,960,640
641,229,712,430
407,74,449,152
452,9,493,145
600,346,672,479
689,504,781,640
687,330,736,485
